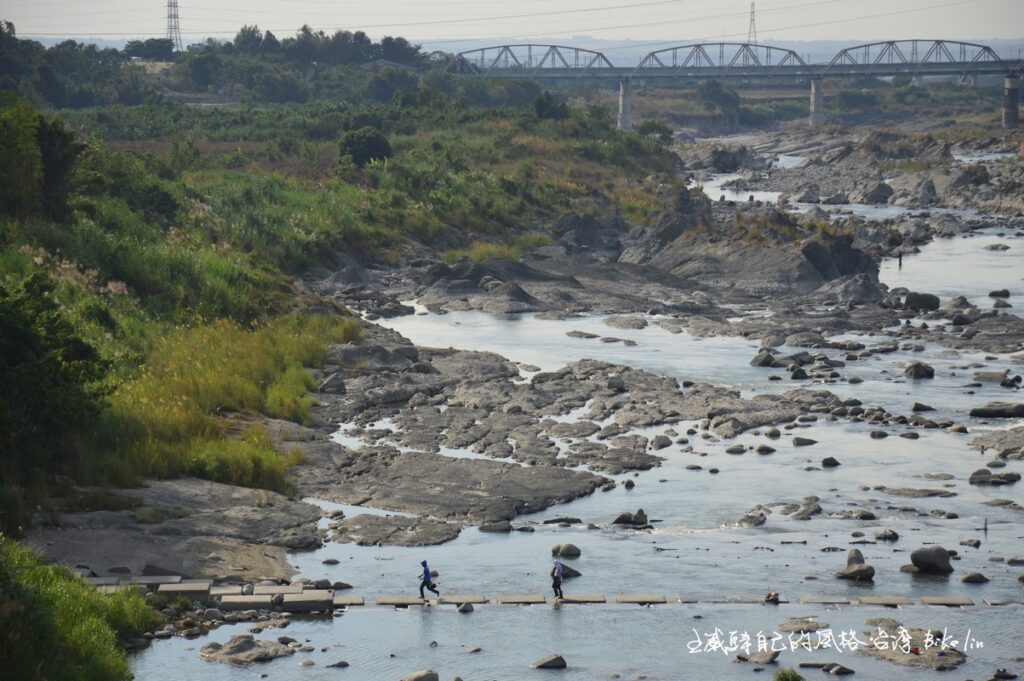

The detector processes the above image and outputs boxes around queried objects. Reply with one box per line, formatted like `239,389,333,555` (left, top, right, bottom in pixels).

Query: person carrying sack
418,559,439,600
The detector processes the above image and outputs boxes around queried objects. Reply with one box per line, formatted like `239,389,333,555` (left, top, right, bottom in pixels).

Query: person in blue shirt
550,559,564,599
418,560,439,599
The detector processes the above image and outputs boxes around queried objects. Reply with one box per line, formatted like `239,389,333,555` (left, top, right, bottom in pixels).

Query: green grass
0,536,163,681
95,313,360,488
441,232,552,263
181,428,306,494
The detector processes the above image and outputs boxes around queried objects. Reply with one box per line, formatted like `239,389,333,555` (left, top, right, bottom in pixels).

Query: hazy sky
3,0,1022,46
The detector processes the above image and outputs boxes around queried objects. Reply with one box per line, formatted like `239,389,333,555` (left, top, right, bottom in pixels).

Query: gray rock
793,437,817,447
479,521,513,533
910,545,954,574
961,572,989,584
969,469,1021,486
531,654,567,669
457,602,474,613
199,633,295,664
401,671,440,681
604,315,648,330
969,402,1024,418
318,372,346,394
835,548,875,582
904,292,940,311
822,457,841,467
875,529,899,542
905,361,935,379
551,544,581,558
650,435,672,450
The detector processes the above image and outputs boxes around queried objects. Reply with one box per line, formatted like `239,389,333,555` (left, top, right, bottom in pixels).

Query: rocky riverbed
26,124,1024,681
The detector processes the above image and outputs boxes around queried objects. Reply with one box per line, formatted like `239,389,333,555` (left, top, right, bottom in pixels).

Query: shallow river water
130,194,1023,681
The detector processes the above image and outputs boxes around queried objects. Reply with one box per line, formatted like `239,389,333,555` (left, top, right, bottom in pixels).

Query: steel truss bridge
452,40,1023,81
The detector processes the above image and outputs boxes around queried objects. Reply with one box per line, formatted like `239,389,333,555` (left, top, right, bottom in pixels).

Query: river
129,162,1023,681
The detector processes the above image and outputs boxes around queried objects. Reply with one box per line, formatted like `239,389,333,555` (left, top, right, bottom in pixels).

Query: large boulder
551,544,581,558
910,545,954,574
794,183,821,203
855,181,894,204
612,509,649,526
969,402,1024,418
904,292,940,311
835,549,875,582
904,361,935,379
531,654,567,669
199,634,295,664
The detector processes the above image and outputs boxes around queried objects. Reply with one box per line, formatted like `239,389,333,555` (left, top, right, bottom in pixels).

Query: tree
0,272,107,488
124,38,174,61
0,100,43,217
234,25,263,53
533,91,569,120
696,80,741,123
337,126,392,168
637,119,674,143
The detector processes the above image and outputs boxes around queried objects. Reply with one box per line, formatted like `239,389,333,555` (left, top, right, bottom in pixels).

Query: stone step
853,596,912,607
97,584,145,595
558,594,606,604
157,582,211,601
281,591,333,613
984,599,1024,606
253,584,304,595
83,577,119,586
219,595,273,611
333,595,365,607
377,596,426,607
615,594,667,605
798,596,852,605
437,595,489,605
920,597,974,607
496,594,547,605
210,585,243,597
129,575,183,586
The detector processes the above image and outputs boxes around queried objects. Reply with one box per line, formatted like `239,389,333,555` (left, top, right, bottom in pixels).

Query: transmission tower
747,2,757,45
166,0,183,52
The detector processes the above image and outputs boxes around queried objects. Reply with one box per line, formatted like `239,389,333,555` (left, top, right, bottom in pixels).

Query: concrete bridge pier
809,79,825,128
1004,75,1020,128
617,79,633,131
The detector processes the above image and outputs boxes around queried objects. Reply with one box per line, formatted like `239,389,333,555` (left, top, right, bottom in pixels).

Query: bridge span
452,40,1023,129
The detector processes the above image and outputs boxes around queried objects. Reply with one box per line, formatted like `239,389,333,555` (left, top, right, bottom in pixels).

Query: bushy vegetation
99,315,358,489
442,233,552,263
0,536,162,681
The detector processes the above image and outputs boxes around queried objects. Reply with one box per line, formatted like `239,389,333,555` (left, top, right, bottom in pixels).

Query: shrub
0,536,162,681
773,669,805,681
338,126,392,168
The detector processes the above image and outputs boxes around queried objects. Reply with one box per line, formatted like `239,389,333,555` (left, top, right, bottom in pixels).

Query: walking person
418,560,439,600
898,250,903,269
551,559,564,600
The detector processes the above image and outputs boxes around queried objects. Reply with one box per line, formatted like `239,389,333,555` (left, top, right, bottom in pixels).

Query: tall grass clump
0,536,162,681
99,313,360,487
181,427,306,494
441,232,551,264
